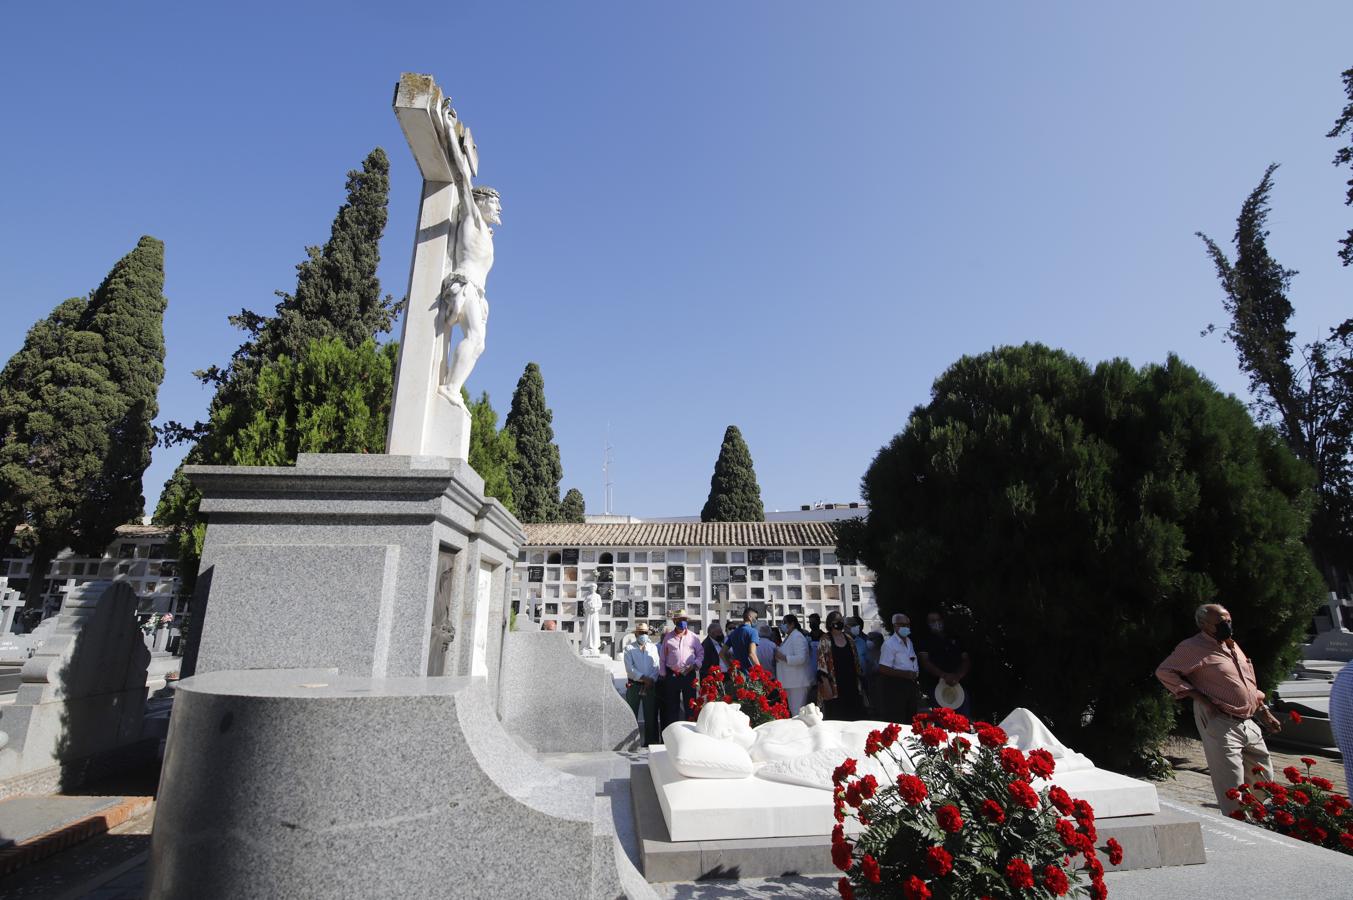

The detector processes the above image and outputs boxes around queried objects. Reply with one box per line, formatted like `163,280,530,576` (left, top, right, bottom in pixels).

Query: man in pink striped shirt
1156,603,1282,814
658,609,704,729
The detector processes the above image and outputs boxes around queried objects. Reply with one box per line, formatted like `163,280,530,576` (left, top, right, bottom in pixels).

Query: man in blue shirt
722,608,762,671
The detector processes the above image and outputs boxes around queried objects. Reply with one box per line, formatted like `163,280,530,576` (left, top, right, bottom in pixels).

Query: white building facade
513,522,878,657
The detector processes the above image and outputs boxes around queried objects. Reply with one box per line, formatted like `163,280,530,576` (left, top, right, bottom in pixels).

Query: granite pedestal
185,453,523,684
148,668,651,899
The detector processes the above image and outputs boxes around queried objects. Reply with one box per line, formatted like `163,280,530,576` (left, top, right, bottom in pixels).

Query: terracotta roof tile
523,521,840,548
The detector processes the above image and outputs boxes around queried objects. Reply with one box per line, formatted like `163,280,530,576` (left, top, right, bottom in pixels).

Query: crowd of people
620,606,973,744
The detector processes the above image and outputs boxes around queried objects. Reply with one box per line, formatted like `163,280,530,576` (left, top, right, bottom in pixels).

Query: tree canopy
560,488,585,523
839,344,1322,771
504,362,563,523
466,389,518,515
0,237,167,606
700,425,765,522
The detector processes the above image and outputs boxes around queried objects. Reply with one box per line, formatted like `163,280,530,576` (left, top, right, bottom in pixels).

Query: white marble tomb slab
649,747,1159,843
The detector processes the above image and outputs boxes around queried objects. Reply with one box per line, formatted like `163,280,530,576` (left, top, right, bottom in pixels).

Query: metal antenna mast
602,424,615,515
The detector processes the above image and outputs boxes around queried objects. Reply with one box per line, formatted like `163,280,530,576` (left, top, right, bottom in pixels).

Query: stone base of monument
498,630,641,752
630,763,1204,882
0,582,151,793
148,668,652,900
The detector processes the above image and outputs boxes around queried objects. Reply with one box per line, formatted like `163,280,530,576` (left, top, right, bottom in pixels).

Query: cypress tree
701,425,765,522
156,150,396,592
71,236,167,555
0,298,121,592
560,488,585,523
466,390,518,515
504,362,563,523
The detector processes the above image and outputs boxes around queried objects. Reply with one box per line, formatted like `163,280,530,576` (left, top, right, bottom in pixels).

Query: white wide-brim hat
933,682,966,710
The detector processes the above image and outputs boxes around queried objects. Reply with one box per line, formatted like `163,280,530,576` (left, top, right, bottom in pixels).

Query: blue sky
2,2,1352,518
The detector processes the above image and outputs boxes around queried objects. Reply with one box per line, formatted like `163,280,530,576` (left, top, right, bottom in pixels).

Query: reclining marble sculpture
651,704,1159,841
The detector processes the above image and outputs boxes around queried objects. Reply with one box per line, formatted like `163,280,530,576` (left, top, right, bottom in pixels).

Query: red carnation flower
1048,785,1075,815
936,804,964,833
945,736,972,760
1294,791,1312,806
897,774,929,806
1008,779,1040,810
919,726,947,748
857,774,878,800
902,875,932,900
1056,817,1093,853
1105,837,1124,866
1311,776,1334,791
832,759,857,785
980,798,1006,824
1000,747,1031,779
831,839,853,871
1089,878,1108,900
925,845,954,877
1340,832,1353,850
975,722,1008,748
860,854,881,884
1300,757,1317,768
1275,810,1296,827
1283,766,1303,784
1004,858,1035,890
1084,852,1104,879
1042,864,1070,896
1228,810,1247,821
864,730,882,756
1073,799,1095,822
1028,748,1056,780
1289,709,1302,724
882,722,903,747
837,876,854,900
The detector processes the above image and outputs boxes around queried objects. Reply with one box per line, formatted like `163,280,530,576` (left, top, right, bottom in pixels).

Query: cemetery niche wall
147,74,650,900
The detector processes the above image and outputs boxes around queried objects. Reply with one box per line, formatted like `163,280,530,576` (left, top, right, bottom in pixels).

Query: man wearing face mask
1156,603,1281,814
623,622,662,745
658,609,704,727
877,613,921,725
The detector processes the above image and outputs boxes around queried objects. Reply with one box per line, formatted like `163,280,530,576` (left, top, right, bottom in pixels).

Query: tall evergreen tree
0,299,120,588
560,488,585,523
701,425,765,522
1198,167,1353,574
466,390,518,515
156,150,396,592
0,236,168,607
504,362,563,523
1329,66,1353,267
71,236,167,554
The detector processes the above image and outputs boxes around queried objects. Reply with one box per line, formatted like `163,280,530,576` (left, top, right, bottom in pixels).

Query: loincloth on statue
439,271,488,323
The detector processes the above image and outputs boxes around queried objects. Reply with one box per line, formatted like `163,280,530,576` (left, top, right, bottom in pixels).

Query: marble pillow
664,722,755,779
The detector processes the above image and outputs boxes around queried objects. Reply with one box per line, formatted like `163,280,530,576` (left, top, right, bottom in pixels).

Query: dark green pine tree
701,425,765,522
70,236,167,555
504,362,563,523
560,488,585,523
466,390,518,515
1329,66,1353,266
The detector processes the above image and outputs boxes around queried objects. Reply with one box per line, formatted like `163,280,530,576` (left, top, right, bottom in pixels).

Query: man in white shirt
774,614,814,715
623,622,662,745
877,613,920,726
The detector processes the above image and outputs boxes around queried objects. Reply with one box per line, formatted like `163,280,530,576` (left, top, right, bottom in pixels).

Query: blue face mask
897,627,911,637
676,621,687,631
638,634,650,645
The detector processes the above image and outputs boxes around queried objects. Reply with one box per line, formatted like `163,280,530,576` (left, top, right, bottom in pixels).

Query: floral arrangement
688,661,790,727
833,708,1123,899
140,612,175,636
1227,757,1353,855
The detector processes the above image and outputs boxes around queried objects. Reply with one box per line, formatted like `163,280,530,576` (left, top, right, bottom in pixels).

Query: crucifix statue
386,73,501,458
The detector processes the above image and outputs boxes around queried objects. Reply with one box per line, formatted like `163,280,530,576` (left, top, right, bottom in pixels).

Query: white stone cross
386,73,482,458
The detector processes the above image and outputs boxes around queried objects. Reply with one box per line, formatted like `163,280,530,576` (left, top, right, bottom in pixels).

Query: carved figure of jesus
435,102,500,407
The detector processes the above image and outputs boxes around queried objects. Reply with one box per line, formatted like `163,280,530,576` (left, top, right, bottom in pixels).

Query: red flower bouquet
833,708,1123,898
1228,758,1353,855
688,662,790,727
